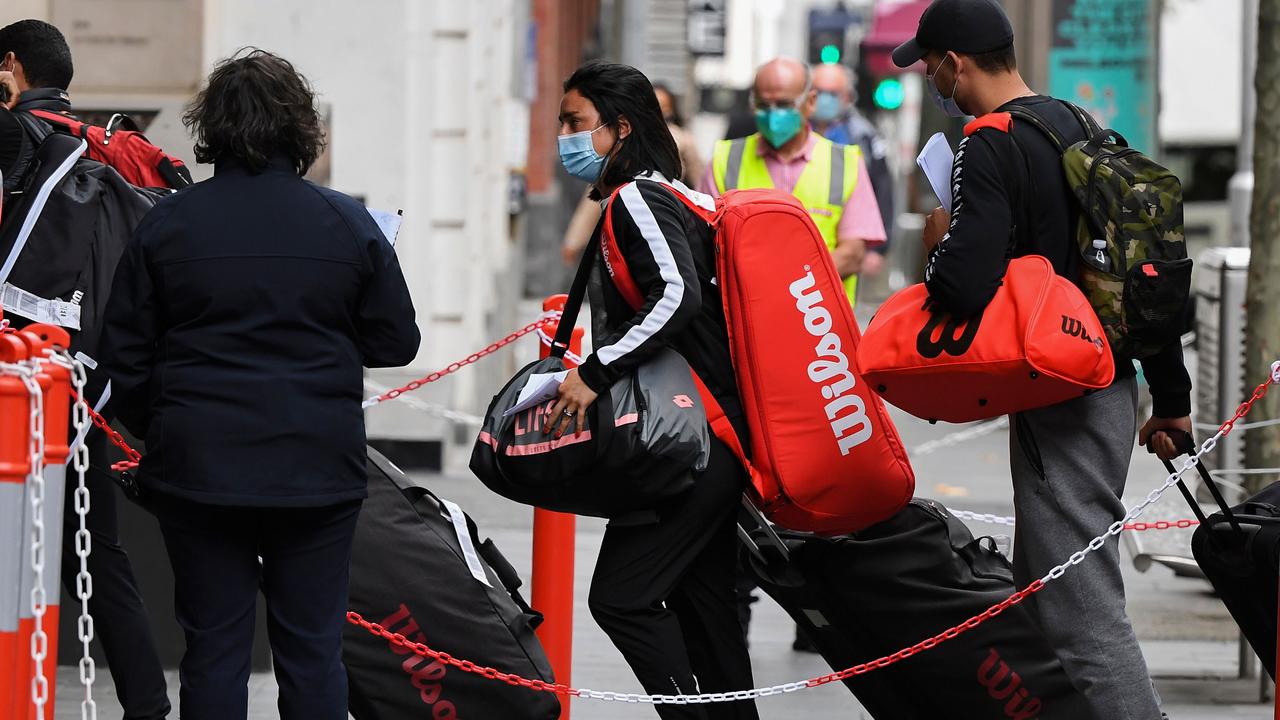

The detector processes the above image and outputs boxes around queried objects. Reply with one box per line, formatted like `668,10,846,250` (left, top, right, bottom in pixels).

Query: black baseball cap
892,0,1015,68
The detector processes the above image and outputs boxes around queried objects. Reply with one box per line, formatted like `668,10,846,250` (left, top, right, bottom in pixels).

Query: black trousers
61,430,169,720
588,439,760,720
152,495,362,720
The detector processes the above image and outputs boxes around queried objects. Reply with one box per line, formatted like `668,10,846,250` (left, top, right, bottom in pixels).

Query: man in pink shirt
699,57,886,304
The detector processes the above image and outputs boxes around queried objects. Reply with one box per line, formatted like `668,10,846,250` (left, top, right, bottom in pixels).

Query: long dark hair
183,48,325,175
563,62,680,198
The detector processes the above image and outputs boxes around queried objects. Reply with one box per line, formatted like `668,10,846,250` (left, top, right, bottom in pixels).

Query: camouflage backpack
1006,103,1192,359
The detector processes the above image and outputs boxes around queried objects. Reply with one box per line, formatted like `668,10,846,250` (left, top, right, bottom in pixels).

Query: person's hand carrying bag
470,230,710,518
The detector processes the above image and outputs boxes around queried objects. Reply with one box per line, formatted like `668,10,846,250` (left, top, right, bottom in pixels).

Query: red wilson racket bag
857,255,1115,424
601,182,915,535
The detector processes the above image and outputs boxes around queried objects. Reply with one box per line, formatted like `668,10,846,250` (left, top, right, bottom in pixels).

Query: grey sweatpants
1009,376,1163,720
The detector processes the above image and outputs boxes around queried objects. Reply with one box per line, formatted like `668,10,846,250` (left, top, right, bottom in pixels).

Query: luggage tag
1,282,82,330
440,498,493,588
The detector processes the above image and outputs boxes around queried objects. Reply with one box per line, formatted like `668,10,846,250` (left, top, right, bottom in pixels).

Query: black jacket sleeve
353,216,421,369
923,132,1013,318
578,181,701,393
98,203,171,439
1140,340,1193,418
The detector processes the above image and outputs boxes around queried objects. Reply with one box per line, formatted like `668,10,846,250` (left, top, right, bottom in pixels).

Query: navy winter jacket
100,155,420,507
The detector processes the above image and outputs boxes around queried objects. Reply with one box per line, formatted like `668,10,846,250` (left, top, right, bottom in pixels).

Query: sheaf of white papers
503,370,569,417
368,208,404,246
917,132,955,214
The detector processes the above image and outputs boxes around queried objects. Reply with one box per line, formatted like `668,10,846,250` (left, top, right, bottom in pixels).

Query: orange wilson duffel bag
856,255,1115,423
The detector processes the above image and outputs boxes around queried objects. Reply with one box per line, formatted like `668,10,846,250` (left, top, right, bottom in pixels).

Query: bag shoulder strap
1004,103,1070,154
549,209,601,358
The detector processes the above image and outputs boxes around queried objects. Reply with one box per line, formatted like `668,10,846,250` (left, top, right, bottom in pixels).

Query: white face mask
928,55,965,118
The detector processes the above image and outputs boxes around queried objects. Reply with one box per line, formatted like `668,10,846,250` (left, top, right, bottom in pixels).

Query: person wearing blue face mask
698,57,886,307
895,2,1188,718
810,62,896,281
551,61,760,720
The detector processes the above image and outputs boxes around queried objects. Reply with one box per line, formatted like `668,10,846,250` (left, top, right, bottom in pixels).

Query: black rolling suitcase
1165,432,1280,680
345,448,561,720
741,498,1094,720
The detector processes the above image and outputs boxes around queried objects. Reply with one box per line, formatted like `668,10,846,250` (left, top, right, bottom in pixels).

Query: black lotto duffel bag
742,497,1093,720
470,231,710,518
1163,430,1280,680
346,448,561,720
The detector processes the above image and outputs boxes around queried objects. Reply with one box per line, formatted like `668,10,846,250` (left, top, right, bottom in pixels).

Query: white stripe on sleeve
597,183,686,366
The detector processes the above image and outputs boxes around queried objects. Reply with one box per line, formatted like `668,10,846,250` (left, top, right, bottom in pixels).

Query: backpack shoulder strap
0,135,87,286
27,109,87,139
1004,104,1068,154
14,111,53,146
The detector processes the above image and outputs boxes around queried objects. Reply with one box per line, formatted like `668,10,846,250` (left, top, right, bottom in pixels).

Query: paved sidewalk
52,341,1277,719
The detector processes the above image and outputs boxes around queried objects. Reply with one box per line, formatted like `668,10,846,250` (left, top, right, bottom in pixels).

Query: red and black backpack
24,109,192,190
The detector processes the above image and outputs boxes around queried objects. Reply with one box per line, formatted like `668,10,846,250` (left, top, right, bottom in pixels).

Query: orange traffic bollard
534,294,583,720
0,334,32,716
13,325,72,720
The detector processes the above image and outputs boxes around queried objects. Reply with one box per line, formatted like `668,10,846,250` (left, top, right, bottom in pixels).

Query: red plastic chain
347,611,584,697
344,371,1278,701
69,390,143,471
1220,376,1274,437
811,580,1047,686
68,315,560,471
1123,519,1199,532
366,315,557,406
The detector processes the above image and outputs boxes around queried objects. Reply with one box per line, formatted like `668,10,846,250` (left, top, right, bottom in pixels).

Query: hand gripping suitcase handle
1160,429,1242,534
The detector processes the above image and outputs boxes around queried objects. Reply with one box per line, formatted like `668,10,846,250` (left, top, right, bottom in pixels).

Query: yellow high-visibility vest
712,132,862,304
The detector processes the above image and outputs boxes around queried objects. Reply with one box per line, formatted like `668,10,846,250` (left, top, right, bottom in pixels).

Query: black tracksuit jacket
578,175,744,422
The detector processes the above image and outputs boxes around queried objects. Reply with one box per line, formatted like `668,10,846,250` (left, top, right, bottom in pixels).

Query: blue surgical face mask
558,124,610,183
928,55,965,118
755,107,805,148
812,91,843,123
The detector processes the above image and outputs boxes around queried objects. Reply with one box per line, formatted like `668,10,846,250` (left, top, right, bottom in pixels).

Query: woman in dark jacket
548,62,759,720
100,49,419,720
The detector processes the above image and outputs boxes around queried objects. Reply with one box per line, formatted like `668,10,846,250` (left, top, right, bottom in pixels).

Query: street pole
533,294,581,720
1231,0,1259,249
1246,0,1280,499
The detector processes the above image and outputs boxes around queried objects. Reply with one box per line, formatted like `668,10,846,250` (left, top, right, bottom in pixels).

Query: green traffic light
820,44,841,64
873,77,905,110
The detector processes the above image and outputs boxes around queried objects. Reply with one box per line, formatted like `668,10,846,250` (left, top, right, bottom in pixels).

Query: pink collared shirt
697,132,887,245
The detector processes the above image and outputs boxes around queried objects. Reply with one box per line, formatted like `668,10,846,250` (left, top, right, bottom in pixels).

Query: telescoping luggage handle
738,495,791,566
1162,429,1243,535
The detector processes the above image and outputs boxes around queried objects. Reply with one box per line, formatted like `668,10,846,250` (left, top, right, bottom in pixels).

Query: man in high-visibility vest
698,57,887,306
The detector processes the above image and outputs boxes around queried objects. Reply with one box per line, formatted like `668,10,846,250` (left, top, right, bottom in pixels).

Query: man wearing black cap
893,1,1190,719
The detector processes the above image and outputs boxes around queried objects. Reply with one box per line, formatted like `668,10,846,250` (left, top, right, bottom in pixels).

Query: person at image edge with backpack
0,20,176,720
1,19,191,192
894,1,1191,718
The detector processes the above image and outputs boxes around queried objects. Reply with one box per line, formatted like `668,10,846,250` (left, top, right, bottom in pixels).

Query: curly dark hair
183,48,325,175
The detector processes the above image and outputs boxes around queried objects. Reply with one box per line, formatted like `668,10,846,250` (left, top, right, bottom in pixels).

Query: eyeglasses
750,82,813,112
752,97,803,112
